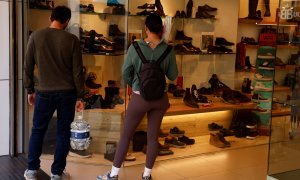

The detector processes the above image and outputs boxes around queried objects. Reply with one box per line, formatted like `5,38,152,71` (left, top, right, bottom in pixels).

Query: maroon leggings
113,93,169,168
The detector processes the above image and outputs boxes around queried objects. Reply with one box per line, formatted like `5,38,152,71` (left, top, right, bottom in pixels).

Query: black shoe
109,24,125,36
175,30,192,41
173,88,185,97
183,42,201,53
180,10,187,18
208,122,223,131
183,88,199,108
138,3,155,9
186,0,193,18
198,4,217,11
170,126,185,137
178,135,195,145
136,9,155,16
195,11,215,19
155,0,165,16
165,137,186,148
215,37,234,46
174,10,181,18
221,89,240,104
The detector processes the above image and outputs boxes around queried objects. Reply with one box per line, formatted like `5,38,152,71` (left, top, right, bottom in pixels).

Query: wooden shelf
238,19,298,27
272,108,291,117
274,86,291,92
275,65,297,70
166,95,256,116
245,44,298,49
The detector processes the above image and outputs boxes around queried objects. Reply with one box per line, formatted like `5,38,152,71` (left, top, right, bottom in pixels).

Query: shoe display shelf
252,46,276,129
165,94,256,116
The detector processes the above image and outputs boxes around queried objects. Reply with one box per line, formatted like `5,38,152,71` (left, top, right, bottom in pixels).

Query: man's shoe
183,88,199,108
97,171,118,180
51,171,70,180
198,4,217,11
170,126,185,137
165,137,186,148
178,135,195,145
24,169,37,180
138,3,155,9
175,30,192,40
215,37,234,46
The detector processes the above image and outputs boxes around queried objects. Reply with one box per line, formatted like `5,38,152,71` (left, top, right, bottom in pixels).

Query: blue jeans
27,90,77,175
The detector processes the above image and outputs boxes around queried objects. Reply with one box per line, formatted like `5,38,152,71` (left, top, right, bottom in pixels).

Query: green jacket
122,39,178,91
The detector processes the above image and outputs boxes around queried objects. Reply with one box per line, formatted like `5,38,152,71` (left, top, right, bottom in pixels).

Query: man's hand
28,93,35,106
75,100,84,112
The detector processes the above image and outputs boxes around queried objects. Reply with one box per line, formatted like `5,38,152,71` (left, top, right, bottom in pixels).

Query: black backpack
133,41,172,101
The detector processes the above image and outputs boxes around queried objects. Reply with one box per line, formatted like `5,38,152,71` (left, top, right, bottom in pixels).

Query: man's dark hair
145,13,163,35
50,6,71,24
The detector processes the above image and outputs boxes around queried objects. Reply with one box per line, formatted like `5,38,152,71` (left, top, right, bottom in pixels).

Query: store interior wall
0,0,11,156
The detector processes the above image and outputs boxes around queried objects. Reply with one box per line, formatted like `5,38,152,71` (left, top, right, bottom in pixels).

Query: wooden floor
0,155,50,180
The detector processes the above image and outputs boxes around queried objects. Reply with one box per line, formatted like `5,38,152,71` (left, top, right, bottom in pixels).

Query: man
23,6,84,180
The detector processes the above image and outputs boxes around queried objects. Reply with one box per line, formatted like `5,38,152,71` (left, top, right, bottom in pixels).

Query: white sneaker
51,171,70,180
258,61,274,70
255,82,272,91
24,169,37,180
254,72,272,81
257,53,275,59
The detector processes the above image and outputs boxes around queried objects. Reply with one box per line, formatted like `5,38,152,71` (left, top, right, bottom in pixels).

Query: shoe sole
165,143,186,148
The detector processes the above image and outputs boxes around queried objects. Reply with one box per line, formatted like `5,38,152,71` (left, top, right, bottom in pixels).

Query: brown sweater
23,27,84,98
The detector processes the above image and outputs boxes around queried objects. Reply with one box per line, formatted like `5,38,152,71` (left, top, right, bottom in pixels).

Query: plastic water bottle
70,113,90,150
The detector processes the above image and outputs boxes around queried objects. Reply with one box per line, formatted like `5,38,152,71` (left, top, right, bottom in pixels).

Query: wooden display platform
41,135,269,166
166,95,256,116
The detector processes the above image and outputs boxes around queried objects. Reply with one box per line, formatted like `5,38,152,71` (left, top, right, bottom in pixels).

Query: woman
97,13,178,180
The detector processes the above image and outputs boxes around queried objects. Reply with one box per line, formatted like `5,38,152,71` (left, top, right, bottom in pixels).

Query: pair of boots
246,0,270,19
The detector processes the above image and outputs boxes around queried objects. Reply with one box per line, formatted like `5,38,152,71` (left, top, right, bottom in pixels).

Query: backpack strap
156,45,173,65
132,41,148,64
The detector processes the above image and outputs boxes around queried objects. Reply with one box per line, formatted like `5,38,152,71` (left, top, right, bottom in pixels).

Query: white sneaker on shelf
254,72,272,81
254,82,273,91
258,61,275,70
257,53,275,59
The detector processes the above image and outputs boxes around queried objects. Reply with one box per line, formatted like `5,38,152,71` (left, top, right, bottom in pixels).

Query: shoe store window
22,0,300,173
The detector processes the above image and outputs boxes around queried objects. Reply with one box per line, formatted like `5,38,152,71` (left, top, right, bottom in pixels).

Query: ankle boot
109,24,125,36
85,72,101,89
186,0,193,18
264,0,271,17
155,0,165,16
183,88,199,108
